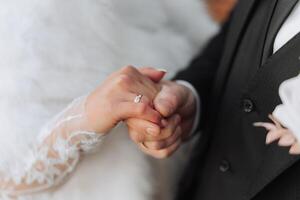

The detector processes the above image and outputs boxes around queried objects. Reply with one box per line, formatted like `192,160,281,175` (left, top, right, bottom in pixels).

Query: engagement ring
134,94,143,103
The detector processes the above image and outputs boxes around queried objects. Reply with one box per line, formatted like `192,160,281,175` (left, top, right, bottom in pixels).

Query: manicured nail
157,68,167,73
253,122,276,131
253,122,263,127
146,127,159,136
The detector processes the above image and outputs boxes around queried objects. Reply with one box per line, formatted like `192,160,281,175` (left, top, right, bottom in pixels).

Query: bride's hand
254,115,300,155
85,66,166,134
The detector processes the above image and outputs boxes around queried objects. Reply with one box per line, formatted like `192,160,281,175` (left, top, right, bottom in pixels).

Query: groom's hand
127,79,197,159
153,80,197,140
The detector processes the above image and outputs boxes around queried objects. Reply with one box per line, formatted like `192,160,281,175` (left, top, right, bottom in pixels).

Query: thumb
154,86,179,117
138,67,166,83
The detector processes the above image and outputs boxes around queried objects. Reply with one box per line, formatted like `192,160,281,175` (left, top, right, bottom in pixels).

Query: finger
117,66,159,99
153,84,187,117
265,129,286,144
139,138,182,159
289,143,300,155
127,114,180,143
126,118,161,137
253,122,278,131
126,79,160,103
143,126,182,150
128,129,153,143
118,102,162,124
268,114,283,128
278,133,297,147
155,114,181,140
138,67,166,83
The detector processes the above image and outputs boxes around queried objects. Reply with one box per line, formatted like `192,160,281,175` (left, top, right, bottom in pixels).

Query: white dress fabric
0,0,217,199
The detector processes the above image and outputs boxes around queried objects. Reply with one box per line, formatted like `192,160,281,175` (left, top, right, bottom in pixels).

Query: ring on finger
134,94,143,103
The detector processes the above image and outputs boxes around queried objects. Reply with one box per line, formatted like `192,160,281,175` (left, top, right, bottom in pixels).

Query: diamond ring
134,94,143,103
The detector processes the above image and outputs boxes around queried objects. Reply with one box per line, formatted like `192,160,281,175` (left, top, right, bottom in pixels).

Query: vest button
219,160,230,173
242,99,254,113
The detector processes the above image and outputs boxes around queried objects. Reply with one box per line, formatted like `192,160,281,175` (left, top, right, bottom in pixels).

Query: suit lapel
245,32,300,200
261,0,299,64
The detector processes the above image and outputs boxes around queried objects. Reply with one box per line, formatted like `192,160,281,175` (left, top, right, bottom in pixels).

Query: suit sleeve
175,20,230,130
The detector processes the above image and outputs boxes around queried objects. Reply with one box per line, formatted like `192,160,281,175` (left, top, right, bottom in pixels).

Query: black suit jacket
175,0,300,199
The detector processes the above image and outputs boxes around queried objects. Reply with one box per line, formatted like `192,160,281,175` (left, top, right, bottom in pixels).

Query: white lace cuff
0,96,105,198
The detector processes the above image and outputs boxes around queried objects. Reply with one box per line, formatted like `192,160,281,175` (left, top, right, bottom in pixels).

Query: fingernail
278,135,296,146
146,127,159,136
157,68,167,73
253,122,263,127
254,122,277,131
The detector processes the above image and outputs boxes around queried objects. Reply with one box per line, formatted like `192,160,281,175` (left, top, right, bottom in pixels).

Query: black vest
177,0,300,199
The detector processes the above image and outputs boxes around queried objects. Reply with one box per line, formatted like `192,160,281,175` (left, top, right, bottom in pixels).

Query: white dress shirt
181,0,300,136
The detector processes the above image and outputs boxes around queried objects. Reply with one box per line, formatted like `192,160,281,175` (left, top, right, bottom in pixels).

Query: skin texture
254,115,300,155
126,78,197,159
85,66,165,134
86,65,197,159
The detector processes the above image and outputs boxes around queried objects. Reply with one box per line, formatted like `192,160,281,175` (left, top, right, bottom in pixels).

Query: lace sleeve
273,74,300,139
0,96,105,198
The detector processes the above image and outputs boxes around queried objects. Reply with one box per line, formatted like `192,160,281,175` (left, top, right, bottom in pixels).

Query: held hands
85,66,165,134
127,80,197,158
85,66,197,158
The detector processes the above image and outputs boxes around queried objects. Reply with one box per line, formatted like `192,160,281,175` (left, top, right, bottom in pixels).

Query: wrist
176,80,200,139
85,91,111,134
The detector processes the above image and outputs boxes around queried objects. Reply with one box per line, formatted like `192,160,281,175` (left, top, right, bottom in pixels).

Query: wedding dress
0,0,217,199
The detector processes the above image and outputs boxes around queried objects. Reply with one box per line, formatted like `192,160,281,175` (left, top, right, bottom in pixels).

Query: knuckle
121,65,136,74
168,94,179,108
161,129,173,139
156,99,176,117
115,74,132,88
129,132,144,143
142,96,151,105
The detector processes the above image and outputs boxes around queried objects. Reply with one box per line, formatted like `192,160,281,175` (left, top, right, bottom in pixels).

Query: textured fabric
261,0,299,64
0,0,217,199
175,0,300,199
0,96,104,199
274,1,300,52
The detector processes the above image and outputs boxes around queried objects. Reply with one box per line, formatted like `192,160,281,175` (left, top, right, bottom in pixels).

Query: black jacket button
242,99,254,113
219,160,230,172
